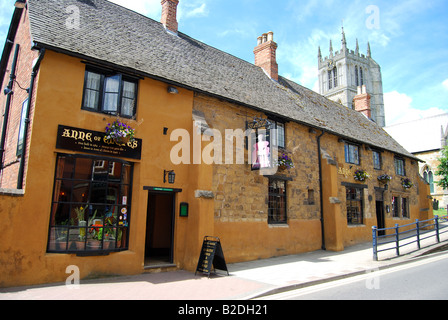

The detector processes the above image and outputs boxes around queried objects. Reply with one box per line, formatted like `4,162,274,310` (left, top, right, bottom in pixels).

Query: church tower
318,28,385,127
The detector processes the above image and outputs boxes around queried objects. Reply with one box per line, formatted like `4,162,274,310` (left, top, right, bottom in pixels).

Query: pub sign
56,125,142,160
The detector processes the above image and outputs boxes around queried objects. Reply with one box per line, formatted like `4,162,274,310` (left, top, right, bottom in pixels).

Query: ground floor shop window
47,154,133,253
268,178,287,224
346,186,364,225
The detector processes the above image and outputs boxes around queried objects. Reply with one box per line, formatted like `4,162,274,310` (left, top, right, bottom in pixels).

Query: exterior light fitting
164,170,175,184
167,86,179,94
3,88,13,95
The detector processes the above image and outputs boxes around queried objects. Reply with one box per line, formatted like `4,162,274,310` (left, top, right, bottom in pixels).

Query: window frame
16,98,29,156
81,66,139,118
391,195,410,219
372,150,382,170
394,156,406,176
344,142,360,165
268,118,286,150
268,178,287,225
47,153,133,254
346,186,364,225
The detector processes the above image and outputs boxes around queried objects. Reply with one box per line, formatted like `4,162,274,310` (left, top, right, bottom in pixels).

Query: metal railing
372,216,448,261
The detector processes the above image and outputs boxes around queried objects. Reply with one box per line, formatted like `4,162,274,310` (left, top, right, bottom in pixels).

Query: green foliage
436,146,448,189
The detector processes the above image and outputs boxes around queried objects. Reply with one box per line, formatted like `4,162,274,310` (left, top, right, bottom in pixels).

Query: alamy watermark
170,121,279,174
365,5,381,30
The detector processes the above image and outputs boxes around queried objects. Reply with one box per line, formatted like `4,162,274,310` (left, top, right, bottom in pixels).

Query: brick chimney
254,31,278,81
353,85,371,119
161,0,179,34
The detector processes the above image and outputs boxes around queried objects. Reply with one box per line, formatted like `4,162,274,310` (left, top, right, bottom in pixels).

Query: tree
436,146,448,189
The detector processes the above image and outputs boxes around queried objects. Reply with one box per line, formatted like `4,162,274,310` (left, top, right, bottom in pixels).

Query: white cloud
183,3,208,18
384,91,446,126
443,79,448,91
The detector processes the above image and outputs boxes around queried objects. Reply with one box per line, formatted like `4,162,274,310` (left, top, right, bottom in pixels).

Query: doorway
375,201,385,236
145,191,175,266
375,188,385,236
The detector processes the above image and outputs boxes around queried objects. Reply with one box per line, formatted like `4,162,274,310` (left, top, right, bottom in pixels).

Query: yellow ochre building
0,0,432,287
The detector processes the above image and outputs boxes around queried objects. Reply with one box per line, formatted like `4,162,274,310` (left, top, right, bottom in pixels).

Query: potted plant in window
354,170,370,182
103,213,116,250
105,119,135,145
276,153,294,171
401,178,413,190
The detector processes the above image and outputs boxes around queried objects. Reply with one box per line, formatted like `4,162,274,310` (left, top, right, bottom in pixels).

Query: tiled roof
26,0,416,159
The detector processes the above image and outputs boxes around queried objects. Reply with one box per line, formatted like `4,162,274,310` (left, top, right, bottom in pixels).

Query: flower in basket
401,178,413,189
377,174,392,184
276,154,295,170
105,120,135,144
354,170,370,181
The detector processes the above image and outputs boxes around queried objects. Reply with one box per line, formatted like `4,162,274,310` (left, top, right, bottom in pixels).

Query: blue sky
1,0,447,126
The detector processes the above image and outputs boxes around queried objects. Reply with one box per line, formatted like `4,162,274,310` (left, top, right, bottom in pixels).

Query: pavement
1,223,447,300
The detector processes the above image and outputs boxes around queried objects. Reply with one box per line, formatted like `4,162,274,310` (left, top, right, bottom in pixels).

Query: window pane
373,151,381,169
49,155,132,253
346,187,363,225
83,72,101,110
121,81,136,117
103,75,120,113
277,122,285,148
74,158,93,180
402,198,408,218
268,179,287,224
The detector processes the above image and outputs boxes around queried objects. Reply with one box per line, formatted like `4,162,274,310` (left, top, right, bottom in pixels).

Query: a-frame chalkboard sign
195,236,229,277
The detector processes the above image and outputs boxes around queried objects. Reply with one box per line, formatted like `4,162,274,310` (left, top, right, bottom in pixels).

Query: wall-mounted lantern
164,170,175,184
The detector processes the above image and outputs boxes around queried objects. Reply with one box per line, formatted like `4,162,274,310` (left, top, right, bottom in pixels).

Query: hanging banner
56,125,142,160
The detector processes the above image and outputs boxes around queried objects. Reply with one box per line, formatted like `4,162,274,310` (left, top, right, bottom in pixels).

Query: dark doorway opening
376,201,385,236
145,192,175,267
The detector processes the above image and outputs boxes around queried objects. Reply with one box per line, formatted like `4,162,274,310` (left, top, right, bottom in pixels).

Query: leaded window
346,186,364,225
268,179,287,224
47,154,133,253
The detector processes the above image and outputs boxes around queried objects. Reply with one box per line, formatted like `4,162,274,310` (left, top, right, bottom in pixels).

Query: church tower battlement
318,28,385,127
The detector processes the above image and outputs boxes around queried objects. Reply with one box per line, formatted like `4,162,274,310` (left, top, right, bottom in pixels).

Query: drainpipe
317,130,326,250
17,48,45,189
0,44,20,171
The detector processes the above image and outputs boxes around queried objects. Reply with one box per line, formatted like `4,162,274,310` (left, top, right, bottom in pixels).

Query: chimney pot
254,32,279,81
353,87,371,119
161,0,179,34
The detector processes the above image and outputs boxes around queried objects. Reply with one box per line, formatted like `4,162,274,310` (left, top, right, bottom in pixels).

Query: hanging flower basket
377,174,392,184
105,120,135,145
276,154,294,171
354,170,370,181
401,178,413,189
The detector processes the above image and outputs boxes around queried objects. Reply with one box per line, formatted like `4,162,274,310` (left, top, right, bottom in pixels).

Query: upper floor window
394,157,406,176
345,142,360,165
82,68,138,118
372,150,382,170
271,120,285,149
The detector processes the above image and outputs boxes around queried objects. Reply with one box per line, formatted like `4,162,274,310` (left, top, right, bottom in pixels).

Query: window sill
268,223,289,228
347,224,365,228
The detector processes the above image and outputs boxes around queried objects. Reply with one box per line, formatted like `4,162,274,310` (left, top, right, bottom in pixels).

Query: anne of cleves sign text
56,125,142,160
